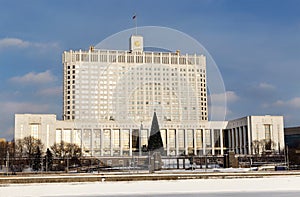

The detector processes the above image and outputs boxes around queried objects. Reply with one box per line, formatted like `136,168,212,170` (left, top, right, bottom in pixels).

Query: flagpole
132,14,138,35
135,15,138,35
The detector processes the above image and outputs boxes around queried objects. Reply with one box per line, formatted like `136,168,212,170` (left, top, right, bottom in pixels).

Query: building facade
225,116,285,155
15,114,284,157
284,126,300,148
14,35,285,157
63,35,207,124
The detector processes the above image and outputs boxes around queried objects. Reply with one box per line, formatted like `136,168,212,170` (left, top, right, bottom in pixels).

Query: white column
166,129,170,156
211,129,215,155
202,129,206,155
71,128,74,144
247,117,252,155
231,129,235,152
139,129,142,156
270,124,274,150
91,129,94,157
193,129,197,156
120,129,123,156
239,127,243,154
80,129,83,153
100,129,103,156
110,129,113,156
220,129,224,155
175,129,179,156
228,129,231,152
235,128,239,153
129,129,132,156
184,129,188,155
243,126,247,154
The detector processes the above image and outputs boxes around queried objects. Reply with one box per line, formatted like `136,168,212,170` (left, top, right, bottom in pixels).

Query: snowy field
2,176,300,196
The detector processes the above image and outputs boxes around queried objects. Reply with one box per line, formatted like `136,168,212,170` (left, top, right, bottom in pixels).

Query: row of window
66,63,206,73
69,52,205,66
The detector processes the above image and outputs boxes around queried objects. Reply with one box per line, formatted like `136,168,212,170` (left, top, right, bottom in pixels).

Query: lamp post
6,150,9,176
45,155,48,172
287,145,289,170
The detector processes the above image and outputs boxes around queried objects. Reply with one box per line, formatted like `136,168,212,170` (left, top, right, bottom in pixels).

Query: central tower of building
62,35,208,126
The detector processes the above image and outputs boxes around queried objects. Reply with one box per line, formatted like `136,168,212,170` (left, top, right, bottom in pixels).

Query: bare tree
51,141,81,158
260,139,275,154
65,143,82,157
51,141,65,158
0,140,15,158
252,140,260,155
15,136,44,167
0,141,8,158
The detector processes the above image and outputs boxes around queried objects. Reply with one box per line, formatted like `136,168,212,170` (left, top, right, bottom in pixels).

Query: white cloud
37,86,62,97
0,38,30,48
225,91,239,103
257,82,276,91
208,91,239,121
288,97,300,108
209,91,239,104
9,70,56,84
273,97,300,108
209,105,231,121
0,101,50,114
0,37,59,50
273,100,285,106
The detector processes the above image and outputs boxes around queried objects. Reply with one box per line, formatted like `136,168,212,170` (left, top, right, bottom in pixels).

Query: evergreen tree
148,112,164,153
33,146,42,171
44,148,53,171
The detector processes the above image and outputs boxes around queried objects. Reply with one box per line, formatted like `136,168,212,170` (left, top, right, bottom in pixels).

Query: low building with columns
225,115,285,155
14,114,284,156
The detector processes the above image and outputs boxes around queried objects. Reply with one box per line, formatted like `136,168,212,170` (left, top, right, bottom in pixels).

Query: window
265,124,271,140
30,124,39,139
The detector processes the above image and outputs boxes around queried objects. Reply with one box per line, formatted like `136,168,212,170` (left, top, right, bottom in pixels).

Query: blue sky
0,0,300,140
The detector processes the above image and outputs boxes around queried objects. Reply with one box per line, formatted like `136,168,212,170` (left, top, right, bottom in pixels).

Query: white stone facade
62,35,208,124
14,35,285,156
226,115,285,155
15,114,284,156
14,114,57,149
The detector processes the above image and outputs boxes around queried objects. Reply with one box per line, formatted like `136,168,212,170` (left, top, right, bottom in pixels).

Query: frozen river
2,176,300,196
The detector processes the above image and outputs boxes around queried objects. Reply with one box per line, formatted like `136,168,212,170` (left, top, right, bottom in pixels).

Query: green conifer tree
148,112,164,153
44,148,53,171
33,146,42,171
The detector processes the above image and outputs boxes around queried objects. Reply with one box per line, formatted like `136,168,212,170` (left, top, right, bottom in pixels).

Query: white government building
14,35,285,157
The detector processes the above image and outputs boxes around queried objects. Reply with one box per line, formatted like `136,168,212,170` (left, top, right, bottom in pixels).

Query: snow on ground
2,176,300,196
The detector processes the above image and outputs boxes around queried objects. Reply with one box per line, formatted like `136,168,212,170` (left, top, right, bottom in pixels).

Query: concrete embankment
1,171,300,184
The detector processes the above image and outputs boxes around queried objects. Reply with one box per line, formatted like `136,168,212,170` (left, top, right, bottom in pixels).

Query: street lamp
6,150,9,176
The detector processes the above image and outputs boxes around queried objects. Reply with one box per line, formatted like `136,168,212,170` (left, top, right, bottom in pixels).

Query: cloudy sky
1,0,300,140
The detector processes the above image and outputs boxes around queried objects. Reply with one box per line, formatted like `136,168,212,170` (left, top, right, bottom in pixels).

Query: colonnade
227,126,250,155
55,128,226,157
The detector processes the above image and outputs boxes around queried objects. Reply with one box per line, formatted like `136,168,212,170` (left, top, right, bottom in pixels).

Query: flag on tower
132,14,136,19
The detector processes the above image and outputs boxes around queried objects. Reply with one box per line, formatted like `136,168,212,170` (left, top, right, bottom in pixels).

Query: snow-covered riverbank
2,176,300,196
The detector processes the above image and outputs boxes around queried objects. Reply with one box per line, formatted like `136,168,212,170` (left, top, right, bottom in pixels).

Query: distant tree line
0,136,81,172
